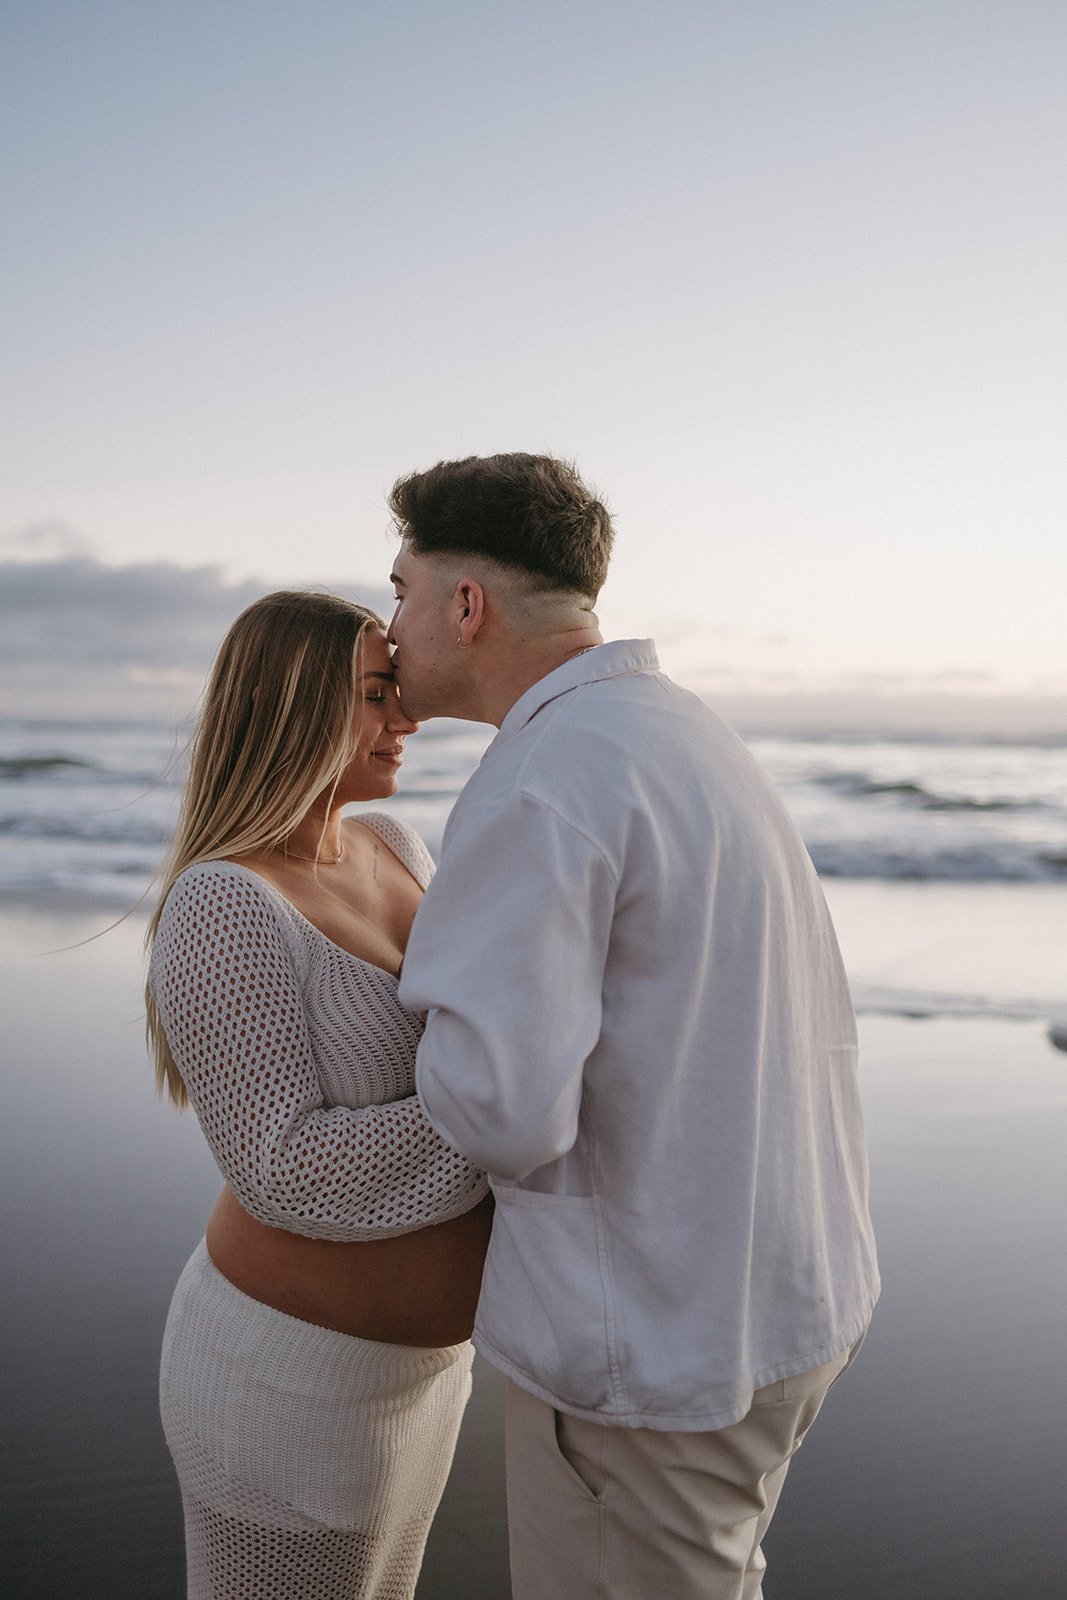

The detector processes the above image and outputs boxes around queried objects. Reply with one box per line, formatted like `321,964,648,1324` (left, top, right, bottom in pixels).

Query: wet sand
2,890,1066,1597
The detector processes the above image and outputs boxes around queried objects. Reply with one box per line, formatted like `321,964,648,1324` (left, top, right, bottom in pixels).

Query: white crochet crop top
149,812,488,1241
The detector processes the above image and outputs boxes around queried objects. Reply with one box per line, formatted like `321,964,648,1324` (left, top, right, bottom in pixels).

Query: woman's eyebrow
361,670,396,683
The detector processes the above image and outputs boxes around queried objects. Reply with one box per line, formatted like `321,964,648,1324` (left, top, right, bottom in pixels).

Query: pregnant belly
205,1186,494,1347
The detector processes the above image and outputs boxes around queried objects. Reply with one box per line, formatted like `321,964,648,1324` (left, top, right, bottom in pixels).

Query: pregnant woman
146,590,492,1599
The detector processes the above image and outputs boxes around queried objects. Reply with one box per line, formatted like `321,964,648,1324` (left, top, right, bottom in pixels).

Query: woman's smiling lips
372,746,405,766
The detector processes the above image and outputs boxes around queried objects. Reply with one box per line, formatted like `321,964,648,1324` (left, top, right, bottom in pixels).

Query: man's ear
455,578,486,647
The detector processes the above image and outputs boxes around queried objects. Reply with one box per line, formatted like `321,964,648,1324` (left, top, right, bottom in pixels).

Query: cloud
2,556,261,668
1,553,394,716
0,519,95,561
4,551,1065,737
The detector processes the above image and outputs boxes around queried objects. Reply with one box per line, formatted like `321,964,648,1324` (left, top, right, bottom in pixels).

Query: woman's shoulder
160,858,296,933
152,860,309,990
168,855,277,893
354,812,436,889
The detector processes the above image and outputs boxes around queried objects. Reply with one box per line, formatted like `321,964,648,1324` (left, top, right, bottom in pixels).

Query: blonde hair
146,590,384,1107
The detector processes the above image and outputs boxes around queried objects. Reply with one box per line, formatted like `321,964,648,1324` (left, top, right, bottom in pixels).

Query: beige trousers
505,1345,854,1600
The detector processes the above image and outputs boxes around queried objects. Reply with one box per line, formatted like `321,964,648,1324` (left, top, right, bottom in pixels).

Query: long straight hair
146,590,384,1106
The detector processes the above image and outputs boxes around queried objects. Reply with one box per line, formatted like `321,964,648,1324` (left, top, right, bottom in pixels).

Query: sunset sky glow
3,1,1065,728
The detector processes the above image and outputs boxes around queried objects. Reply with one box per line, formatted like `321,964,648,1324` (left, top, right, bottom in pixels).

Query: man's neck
474,627,605,727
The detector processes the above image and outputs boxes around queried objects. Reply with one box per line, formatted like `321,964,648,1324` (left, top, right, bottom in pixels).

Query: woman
146,591,493,1600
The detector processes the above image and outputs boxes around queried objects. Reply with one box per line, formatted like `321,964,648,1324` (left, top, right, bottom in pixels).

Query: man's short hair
389,453,614,599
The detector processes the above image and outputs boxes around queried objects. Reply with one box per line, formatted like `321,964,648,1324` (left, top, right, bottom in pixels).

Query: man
388,453,879,1600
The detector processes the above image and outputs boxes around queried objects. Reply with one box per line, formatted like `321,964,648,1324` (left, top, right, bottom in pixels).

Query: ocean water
3,716,1065,892
0,716,487,904
2,713,1064,1020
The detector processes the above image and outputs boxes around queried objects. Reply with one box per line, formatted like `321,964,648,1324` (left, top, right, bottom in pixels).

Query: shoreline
0,884,155,917
4,878,1064,1044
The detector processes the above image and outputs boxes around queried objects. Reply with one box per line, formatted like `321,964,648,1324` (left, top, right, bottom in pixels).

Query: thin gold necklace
281,842,346,866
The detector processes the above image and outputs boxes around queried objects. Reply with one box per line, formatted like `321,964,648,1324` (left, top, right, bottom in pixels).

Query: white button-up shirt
401,641,879,1430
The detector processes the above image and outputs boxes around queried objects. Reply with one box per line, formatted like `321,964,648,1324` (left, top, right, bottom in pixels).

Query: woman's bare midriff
205,1185,494,1348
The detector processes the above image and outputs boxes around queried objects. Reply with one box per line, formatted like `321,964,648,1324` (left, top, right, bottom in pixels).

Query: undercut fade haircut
389,453,614,599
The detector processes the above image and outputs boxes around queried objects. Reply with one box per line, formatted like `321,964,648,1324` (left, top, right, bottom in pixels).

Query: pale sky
3,1,1065,728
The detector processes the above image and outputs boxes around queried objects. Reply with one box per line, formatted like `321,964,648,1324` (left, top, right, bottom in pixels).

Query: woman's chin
340,769,402,806
367,772,401,800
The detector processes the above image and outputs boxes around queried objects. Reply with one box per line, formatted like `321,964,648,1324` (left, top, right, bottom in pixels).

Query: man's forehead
391,540,425,583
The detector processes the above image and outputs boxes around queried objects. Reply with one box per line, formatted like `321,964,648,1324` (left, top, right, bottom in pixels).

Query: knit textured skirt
160,1240,474,1600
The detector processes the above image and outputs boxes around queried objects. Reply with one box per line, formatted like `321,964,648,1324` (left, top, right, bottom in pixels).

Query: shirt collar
493,639,660,745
